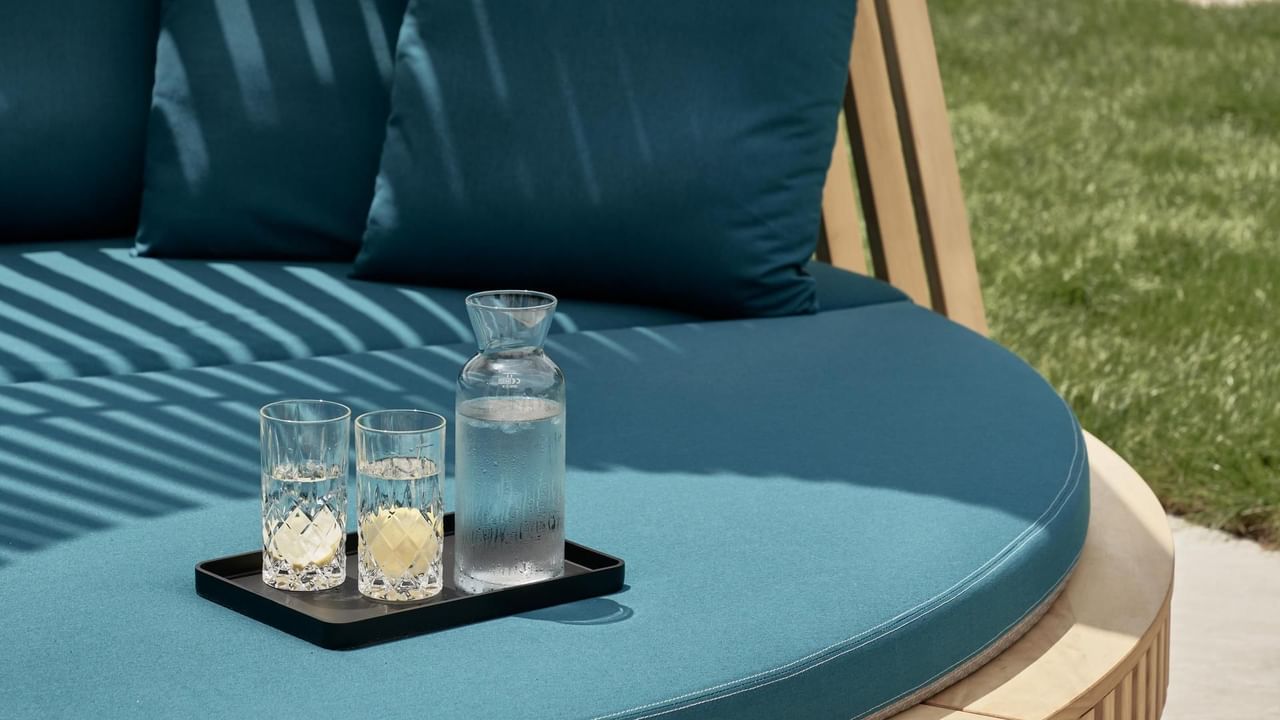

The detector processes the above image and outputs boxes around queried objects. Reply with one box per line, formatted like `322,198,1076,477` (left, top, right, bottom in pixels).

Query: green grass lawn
930,0,1280,543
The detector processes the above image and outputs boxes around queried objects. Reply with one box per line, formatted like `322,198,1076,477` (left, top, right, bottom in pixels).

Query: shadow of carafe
519,592,634,626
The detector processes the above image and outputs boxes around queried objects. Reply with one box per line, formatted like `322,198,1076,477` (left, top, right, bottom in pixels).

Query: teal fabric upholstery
135,0,407,260
0,0,160,241
0,304,1088,720
358,0,858,318
0,239,905,385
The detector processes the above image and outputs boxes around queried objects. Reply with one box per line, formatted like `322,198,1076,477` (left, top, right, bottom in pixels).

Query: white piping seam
629,448,1086,720
628,421,1086,720
846,546,1082,720
592,395,1085,720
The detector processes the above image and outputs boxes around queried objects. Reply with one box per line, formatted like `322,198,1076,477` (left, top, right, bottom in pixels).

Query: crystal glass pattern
260,400,350,591
356,410,446,602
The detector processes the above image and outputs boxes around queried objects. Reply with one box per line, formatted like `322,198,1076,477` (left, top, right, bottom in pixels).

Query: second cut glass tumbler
356,410,446,602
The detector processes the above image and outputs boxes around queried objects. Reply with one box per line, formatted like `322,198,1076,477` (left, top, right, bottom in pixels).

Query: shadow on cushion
0,238,905,385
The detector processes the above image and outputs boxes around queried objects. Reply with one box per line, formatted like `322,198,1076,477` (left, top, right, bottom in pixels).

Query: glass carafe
454,290,566,594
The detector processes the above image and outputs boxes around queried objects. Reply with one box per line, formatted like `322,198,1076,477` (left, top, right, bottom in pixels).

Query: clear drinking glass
356,410,446,602
260,399,350,591
455,290,566,594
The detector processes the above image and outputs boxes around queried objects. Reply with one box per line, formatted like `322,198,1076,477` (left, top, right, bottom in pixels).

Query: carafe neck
466,290,557,354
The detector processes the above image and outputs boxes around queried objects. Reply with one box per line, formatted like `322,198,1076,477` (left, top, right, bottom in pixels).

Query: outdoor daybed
0,2,1172,719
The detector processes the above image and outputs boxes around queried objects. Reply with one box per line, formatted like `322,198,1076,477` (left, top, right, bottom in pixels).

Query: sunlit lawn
932,0,1280,541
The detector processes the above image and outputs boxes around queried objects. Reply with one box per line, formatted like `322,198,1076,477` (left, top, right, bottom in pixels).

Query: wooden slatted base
889,432,1174,720
1077,600,1171,720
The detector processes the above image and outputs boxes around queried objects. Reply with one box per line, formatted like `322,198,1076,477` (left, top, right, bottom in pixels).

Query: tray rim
194,514,625,646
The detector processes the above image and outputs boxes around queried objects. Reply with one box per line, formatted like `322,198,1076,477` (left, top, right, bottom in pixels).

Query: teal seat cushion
0,304,1087,719
0,239,905,384
135,0,407,260
0,0,160,241
357,0,858,318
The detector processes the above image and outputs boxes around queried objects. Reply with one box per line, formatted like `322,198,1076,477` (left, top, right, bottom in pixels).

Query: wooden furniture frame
819,2,1175,719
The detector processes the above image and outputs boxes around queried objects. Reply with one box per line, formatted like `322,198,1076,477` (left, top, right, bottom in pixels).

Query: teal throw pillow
136,0,407,260
0,1,160,241
356,0,858,317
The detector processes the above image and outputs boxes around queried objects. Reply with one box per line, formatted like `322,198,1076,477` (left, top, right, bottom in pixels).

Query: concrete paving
1162,517,1280,719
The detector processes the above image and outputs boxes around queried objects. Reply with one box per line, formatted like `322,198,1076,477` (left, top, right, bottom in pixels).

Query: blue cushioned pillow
356,0,858,317
0,1,160,242
136,0,407,260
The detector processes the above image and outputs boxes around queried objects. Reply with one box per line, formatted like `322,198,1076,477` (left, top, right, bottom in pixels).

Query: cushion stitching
626,416,1086,720
628,430,1086,720
846,542,1084,720
592,393,1085,720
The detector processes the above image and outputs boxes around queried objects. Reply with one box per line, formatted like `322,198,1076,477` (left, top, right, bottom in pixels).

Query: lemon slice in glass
362,507,440,578
268,506,343,569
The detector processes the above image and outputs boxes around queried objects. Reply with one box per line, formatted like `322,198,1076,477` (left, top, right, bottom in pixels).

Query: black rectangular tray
195,513,625,650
